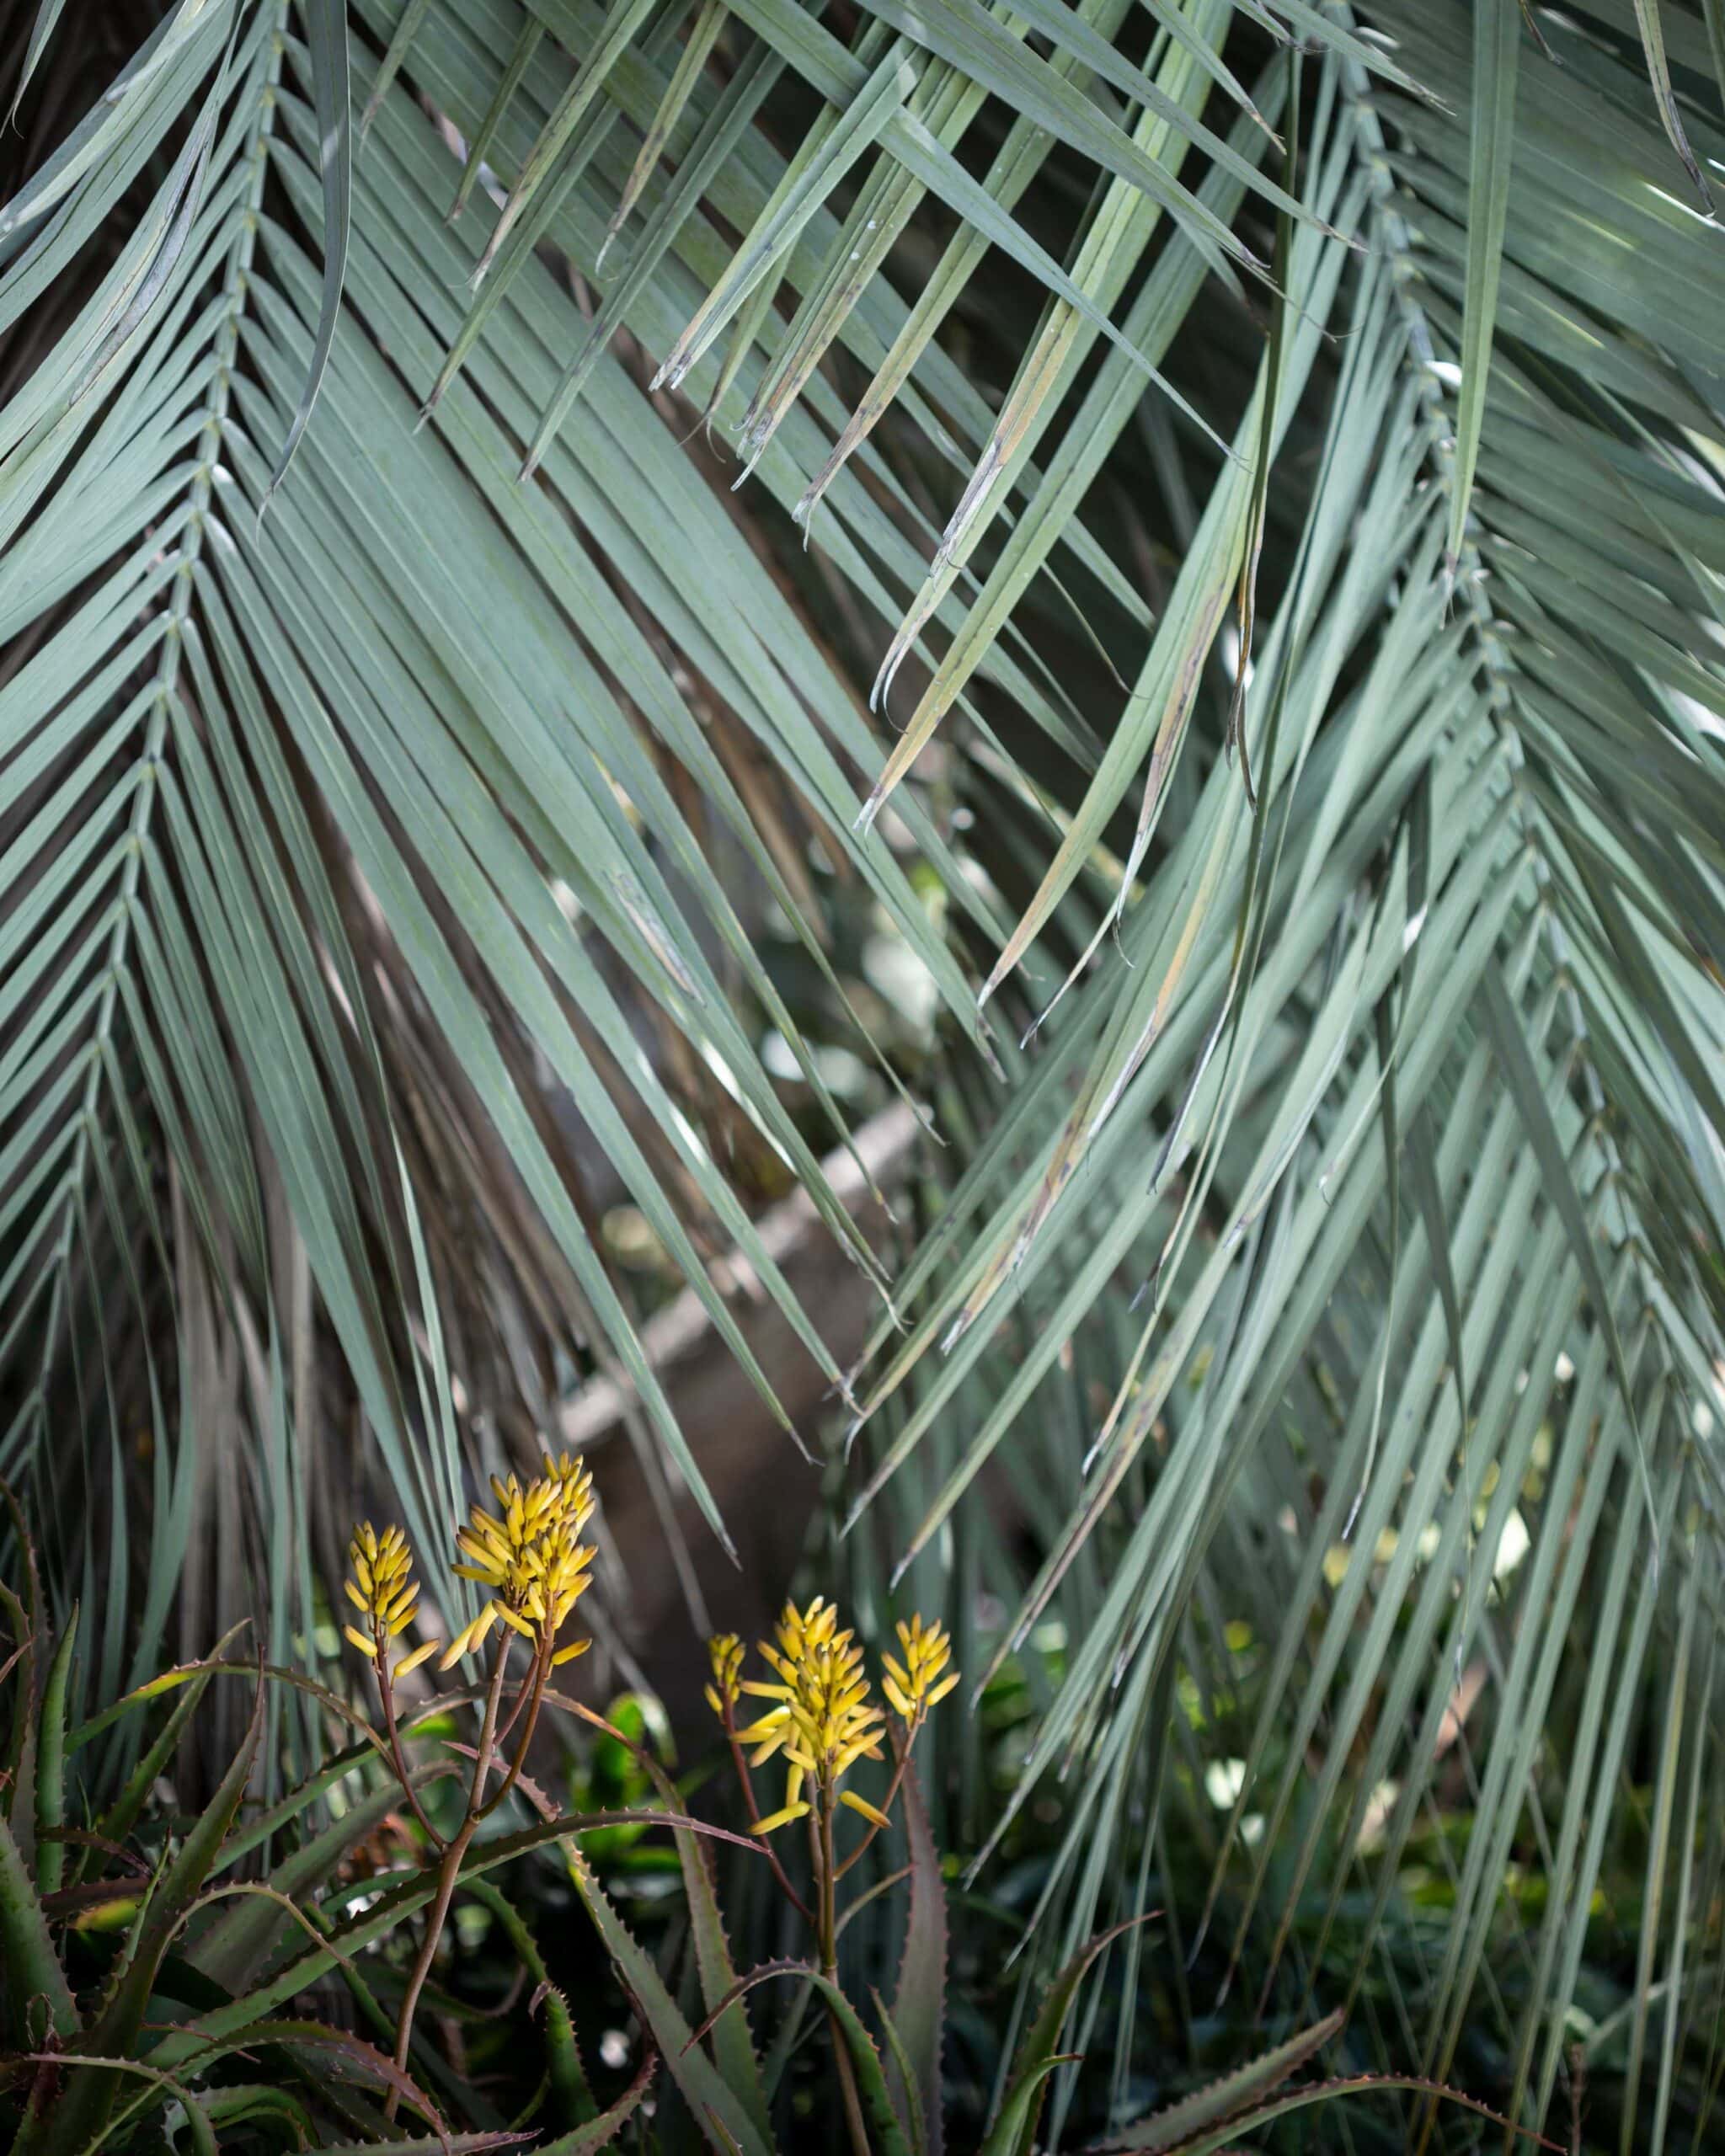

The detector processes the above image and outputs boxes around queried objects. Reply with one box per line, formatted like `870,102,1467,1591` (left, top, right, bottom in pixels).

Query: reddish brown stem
480,1642,551,1821
819,1777,871,2156
833,1720,915,1881
386,1636,510,2118
373,1630,447,1852
723,1702,812,1921
491,1636,543,1751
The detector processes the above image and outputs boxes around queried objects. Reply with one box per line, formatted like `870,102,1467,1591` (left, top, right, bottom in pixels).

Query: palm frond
2,0,986,1643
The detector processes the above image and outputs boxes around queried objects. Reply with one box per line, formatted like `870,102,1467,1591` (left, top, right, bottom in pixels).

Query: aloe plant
0,1498,743,2152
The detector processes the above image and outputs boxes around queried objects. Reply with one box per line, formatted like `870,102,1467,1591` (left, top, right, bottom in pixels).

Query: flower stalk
344,1454,598,2118
706,1597,957,2152
345,1483,953,2132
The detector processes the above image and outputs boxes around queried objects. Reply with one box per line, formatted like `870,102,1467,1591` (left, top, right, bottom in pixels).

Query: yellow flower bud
882,1614,957,1726
706,1633,745,1717
443,1454,596,1671
750,1800,812,1836
342,1525,438,1679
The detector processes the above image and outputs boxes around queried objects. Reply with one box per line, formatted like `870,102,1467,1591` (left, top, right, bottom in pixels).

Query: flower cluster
713,1596,954,1838
882,1614,958,1727
343,1523,440,1678
704,1632,745,1719
442,1451,596,1669
337,1453,602,2111
737,1598,884,1834
334,1482,954,2121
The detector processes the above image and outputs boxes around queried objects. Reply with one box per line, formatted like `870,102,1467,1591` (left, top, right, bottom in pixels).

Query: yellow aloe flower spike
342,1523,441,1676
881,1614,959,1726
734,1596,886,1829
440,1453,597,1671
705,1633,744,1719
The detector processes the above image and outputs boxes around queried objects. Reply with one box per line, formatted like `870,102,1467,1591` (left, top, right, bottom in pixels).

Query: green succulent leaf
0,1805,77,2049
885,1762,946,2156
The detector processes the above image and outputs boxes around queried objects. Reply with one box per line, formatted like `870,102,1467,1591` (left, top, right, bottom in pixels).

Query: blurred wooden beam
567,1101,921,1716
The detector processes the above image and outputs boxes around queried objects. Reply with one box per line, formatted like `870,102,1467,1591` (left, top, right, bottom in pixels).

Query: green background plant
0,1536,1537,2153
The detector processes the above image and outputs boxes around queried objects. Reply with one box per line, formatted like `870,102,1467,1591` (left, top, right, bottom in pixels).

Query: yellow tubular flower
734,1598,886,1833
342,1523,441,1678
881,1614,959,1727
440,1455,597,1672
751,1800,812,1834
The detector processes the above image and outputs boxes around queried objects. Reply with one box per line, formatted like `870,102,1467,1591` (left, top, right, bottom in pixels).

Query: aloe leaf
563,1845,776,2155
536,2041,659,2153
194,2087,312,2156
586,1722,770,2137
1092,2009,1344,2153
311,2137,528,2156
1,1577,35,1808
62,1638,287,1757
690,1959,912,2156
238,2019,450,2136
1091,2068,1556,2153
671,1811,770,2138
886,1762,946,2156
456,1877,599,2130
149,1804,761,2071
873,1990,930,2156
46,1673,264,2153
978,2054,1076,2156
34,1599,77,1897
0,1804,77,2047
84,2016,451,2149
193,2082,318,2144
985,1915,1157,2156
2,1482,43,1839
12,2047,211,2156
190,1759,456,1991
91,1664,212,1854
